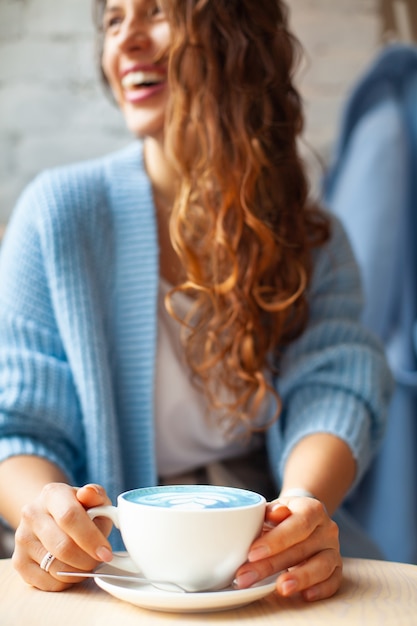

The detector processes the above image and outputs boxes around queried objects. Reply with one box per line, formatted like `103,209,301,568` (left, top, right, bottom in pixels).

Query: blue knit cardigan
0,142,392,553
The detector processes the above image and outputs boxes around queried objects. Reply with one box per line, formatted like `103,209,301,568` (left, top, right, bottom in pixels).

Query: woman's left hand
234,496,342,601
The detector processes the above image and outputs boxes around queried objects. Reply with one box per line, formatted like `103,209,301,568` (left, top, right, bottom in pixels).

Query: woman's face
101,0,170,139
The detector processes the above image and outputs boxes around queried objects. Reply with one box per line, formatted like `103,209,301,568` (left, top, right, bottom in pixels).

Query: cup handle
87,505,139,573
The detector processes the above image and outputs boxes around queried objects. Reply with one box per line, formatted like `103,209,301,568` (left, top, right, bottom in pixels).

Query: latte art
135,492,248,510
125,485,262,510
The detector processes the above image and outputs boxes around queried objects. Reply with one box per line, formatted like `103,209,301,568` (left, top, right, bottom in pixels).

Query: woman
0,0,392,601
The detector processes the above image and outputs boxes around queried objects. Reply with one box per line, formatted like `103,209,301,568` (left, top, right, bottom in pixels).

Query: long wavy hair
93,0,331,435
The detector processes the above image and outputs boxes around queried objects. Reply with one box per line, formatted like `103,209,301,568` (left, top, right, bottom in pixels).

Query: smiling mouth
121,70,165,90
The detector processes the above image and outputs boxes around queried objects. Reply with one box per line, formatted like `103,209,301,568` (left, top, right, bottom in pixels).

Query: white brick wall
0,0,384,226
0,0,130,227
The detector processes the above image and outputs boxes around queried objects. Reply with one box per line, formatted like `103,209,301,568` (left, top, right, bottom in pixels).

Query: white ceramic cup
87,484,266,592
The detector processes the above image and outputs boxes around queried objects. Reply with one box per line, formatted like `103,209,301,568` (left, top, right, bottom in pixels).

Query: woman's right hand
12,483,114,591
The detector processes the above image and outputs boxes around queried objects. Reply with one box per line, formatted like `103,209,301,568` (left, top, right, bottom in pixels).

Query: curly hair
93,0,331,435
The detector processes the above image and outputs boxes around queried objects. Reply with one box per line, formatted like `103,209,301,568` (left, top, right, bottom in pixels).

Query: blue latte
124,485,263,510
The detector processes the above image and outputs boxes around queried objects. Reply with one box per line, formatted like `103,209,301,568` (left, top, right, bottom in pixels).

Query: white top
154,279,266,477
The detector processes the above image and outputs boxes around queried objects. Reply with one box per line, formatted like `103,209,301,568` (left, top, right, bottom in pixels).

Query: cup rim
119,484,266,510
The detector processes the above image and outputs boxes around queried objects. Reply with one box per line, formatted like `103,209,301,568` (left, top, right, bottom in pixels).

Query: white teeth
121,71,164,89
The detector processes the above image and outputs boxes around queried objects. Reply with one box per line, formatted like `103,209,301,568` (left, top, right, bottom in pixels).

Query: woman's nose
118,19,150,51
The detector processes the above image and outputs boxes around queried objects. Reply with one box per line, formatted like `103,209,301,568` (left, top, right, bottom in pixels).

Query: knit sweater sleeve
0,172,86,484
270,215,393,491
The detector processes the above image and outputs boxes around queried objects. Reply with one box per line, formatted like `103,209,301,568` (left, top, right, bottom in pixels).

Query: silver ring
40,551,56,573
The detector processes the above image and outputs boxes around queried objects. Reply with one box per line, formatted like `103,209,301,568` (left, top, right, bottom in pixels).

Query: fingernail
96,546,113,562
84,484,103,495
233,570,260,588
248,545,270,561
280,579,297,596
270,501,286,511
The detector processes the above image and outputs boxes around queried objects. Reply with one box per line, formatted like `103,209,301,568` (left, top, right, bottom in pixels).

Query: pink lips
124,81,166,103
120,64,167,104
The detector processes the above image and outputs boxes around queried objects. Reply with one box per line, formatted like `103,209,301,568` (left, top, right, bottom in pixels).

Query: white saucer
94,560,277,613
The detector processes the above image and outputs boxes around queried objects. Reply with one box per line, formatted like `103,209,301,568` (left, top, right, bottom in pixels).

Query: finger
76,484,113,537
12,526,80,591
76,484,112,508
235,516,339,588
12,554,73,592
33,483,113,564
264,502,292,528
302,564,343,602
16,505,99,573
250,498,327,561
15,514,105,590
276,550,343,601
235,539,310,588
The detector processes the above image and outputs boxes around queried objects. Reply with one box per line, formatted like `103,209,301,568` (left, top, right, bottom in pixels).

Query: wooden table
1,557,417,625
